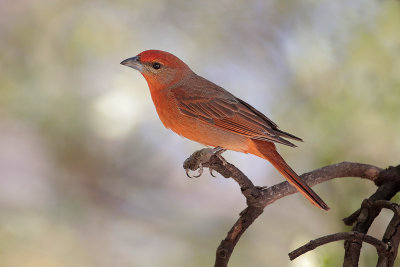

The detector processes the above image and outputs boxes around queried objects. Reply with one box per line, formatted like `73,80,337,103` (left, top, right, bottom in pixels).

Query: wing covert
170,86,297,146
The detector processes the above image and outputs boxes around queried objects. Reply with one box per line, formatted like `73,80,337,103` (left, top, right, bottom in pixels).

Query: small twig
362,200,400,217
289,232,389,261
342,199,400,226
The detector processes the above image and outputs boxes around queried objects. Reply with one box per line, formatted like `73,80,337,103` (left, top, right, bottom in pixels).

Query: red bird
121,50,329,210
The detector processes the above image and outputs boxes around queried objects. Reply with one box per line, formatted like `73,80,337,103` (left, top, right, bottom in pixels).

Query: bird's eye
152,62,161,70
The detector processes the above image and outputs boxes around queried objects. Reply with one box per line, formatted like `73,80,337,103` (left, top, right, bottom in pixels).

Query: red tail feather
249,140,329,210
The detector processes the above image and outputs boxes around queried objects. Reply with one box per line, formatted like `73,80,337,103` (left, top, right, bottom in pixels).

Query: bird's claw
186,163,203,178
193,163,203,178
185,168,192,178
209,168,216,177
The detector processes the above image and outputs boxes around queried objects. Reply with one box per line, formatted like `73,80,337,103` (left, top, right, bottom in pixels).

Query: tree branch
260,161,381,207
182,148,388,267
214,206,264,267
342,165,400,266
380,210,400,266
288,232,389,260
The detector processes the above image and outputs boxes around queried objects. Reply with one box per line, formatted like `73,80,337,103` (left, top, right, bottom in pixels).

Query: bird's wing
170,83,300,147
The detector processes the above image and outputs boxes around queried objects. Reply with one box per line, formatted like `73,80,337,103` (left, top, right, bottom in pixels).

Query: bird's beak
120,56,143,71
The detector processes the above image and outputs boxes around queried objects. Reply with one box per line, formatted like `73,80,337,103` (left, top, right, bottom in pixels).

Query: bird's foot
183,147,227,178
185,162,204,178
184,148,214,178
212,146,227,166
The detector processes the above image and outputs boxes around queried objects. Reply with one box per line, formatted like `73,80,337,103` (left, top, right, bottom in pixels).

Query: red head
121,50,192,90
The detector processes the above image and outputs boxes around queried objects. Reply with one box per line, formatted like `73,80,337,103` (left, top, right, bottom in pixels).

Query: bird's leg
212,146,226,154
212,146,227,166
207,146,227,176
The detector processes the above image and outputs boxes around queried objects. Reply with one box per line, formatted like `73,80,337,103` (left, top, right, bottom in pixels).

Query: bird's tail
249,139,329,210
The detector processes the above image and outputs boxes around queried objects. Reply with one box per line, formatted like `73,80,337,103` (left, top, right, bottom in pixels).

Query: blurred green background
0,0,399,266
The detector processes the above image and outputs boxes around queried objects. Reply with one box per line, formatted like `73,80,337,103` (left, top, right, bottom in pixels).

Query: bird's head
121,50,192,90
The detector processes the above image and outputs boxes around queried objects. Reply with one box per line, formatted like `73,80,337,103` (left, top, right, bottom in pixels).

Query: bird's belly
156,103,249,152
176,119,249,152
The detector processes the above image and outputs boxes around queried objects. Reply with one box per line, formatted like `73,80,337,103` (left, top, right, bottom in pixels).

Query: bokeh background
1,0,399,266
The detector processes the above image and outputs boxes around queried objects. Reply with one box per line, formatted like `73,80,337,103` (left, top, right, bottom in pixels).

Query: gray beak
120,56,143,71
